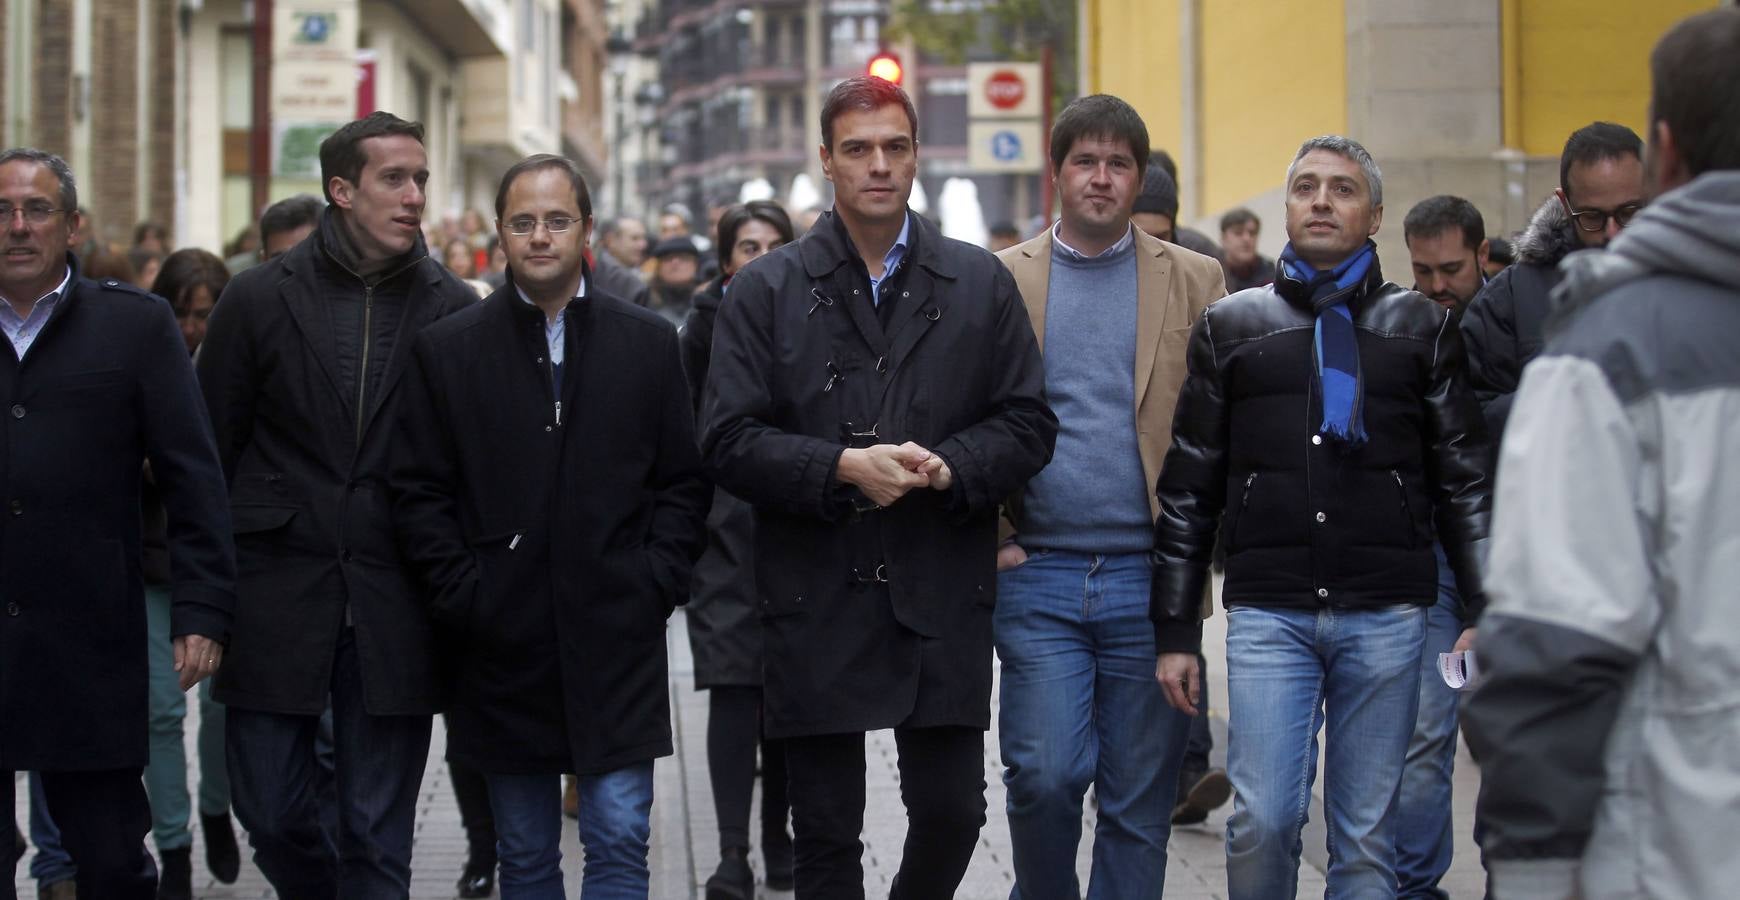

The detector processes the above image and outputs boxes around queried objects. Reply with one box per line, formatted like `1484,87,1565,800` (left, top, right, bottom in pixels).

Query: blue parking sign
991,130,1023,162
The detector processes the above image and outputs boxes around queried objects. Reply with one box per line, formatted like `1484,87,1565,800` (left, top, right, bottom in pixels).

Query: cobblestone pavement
14,593,1484,898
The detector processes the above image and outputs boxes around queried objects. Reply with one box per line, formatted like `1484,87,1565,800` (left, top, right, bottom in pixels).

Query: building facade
1081,0,1726,264
626,0,1042,234
2,0,608,256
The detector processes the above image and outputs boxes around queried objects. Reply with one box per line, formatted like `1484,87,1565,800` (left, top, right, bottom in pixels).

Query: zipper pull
509,533,522,551
554,400,563,426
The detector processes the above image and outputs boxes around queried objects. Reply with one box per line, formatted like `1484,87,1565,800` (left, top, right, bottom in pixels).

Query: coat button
1315,511,1327,524
1316,588,1329,599
1311,435,1322,446
5,602,18,616
9,404,23,419
544,425,553,433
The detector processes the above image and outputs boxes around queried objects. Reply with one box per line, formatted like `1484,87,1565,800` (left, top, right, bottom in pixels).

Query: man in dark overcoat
0,148,234,900
391,154,710,895
193,112,477,898
701,77,1057,898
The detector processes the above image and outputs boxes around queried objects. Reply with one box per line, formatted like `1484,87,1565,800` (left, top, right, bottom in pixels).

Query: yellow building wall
1511,0,1719,155
1084,0,1184,167
1196,0,1345,214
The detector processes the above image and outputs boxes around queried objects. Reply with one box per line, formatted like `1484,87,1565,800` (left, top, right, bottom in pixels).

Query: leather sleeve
1424,309,1493,621
1149,312,1229,654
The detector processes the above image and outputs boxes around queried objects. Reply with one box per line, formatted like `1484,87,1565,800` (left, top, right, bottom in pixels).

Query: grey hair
0,147,78,211
597,216,640,241
1286,135,1382,208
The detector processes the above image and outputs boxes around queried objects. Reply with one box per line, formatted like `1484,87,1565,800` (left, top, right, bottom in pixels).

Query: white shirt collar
1051,222,1134,261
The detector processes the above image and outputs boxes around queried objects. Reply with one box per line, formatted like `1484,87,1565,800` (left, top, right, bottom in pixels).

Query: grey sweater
1017,236,1151,553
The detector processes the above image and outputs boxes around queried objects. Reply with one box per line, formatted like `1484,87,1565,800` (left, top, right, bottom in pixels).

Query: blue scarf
1280,240,1377,448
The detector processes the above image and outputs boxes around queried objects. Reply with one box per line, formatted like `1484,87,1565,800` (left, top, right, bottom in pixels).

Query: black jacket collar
799,208,956,282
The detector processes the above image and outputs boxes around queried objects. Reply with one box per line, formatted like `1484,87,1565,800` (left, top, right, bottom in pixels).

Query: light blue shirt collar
867,214,912,304
1051,221,1134,261
0,265,71,360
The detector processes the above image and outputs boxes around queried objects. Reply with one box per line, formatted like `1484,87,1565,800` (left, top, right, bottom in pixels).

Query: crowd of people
3,7,1738,900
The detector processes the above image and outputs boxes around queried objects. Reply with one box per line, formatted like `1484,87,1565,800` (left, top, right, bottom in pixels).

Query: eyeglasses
0,203,67,226
1566,203,1641,233
504,216,579,236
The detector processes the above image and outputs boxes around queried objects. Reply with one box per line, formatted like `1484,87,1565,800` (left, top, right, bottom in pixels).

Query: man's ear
1476,237,1491,270
1367,203,1384,237
1650,120,1686,193
329,176,354,211
818,143,834,183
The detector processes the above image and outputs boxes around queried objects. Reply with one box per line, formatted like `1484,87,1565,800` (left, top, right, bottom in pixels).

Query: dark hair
126,247,163,275
1559,122,1642,195
150,248,230,315
81,246,135,283
597,216,641,242
494,153,593,224
317,112,425,204
1048,95,1150,177
259,194,325,243
132,221,167,247
1486,236,1515,266
714,200,796,273
1219,207,1259,234
820,76,919,152
442,238,477,278
0,148,78,210
1649,7,1740,178
1151,149,1178,183
1403,195,1485,253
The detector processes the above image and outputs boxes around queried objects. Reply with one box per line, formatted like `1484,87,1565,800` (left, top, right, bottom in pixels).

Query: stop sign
985,70,1026,111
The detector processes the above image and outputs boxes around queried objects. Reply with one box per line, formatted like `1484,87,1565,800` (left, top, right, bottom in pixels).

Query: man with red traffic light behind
701,75,1056,898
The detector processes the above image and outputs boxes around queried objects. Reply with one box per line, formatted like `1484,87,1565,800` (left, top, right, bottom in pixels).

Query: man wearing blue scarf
1147,135,1492,899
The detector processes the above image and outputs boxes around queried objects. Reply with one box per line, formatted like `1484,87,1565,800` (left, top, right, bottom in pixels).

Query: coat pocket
1222,472,1258,552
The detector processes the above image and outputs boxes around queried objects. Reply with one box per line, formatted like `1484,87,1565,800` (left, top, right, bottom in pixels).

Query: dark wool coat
0,257,235,771
391,280,710,775
196,218,476,716
701,210,1057,739
680,277,763,688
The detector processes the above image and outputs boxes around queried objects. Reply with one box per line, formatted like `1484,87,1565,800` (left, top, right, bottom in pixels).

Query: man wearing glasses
1460,122,1644,455
0,148,235,899
391,154,709,896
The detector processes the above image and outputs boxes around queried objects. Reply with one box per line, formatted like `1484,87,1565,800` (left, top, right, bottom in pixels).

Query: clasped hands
836,442,953,508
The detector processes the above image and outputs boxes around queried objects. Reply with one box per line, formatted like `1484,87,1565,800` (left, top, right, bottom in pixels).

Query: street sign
967,62,1042,119
968,121,1044,174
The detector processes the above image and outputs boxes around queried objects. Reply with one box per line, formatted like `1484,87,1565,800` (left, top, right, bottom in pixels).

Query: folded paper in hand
1438,650,1479,691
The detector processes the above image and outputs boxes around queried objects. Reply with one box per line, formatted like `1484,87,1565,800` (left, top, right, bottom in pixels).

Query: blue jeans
1224,603,1426,900
485,763,655,899
27,774,75,886
1395,544,1465,899
996,550,1191,900
142,586,232,853
226,628,432,900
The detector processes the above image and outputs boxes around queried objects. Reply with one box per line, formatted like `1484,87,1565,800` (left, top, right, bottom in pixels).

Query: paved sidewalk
13,590,1485,898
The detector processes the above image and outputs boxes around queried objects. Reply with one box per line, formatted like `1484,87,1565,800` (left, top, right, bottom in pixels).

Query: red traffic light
867,51,903,86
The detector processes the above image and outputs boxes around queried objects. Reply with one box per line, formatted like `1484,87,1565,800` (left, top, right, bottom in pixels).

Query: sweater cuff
1154,619,1203,656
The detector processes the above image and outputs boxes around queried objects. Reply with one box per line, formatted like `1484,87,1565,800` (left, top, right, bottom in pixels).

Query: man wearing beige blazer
993,95,1227,899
